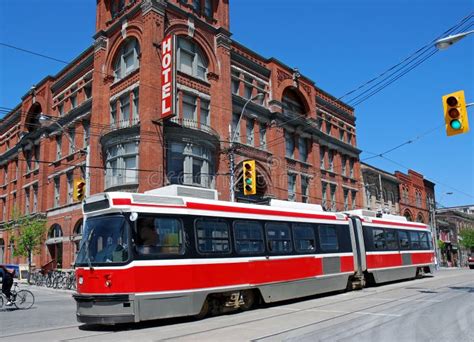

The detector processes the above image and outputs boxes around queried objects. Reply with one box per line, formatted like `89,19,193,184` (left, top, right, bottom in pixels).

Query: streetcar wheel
14,290,35,310
195,298,209,319
240,290,255,311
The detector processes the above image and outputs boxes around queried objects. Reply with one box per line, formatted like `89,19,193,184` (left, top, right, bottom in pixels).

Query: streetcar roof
344,209,430,230
83,191,347,224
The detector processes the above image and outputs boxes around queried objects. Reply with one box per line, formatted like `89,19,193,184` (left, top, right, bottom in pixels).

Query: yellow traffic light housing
443,90,469,136
73,178,86,201
243,160,256,195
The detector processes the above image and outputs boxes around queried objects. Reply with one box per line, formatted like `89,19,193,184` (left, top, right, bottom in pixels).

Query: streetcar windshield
76,215,131,266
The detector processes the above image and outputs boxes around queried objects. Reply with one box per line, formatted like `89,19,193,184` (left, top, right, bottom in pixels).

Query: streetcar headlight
105,280,112,287
78,276,84,285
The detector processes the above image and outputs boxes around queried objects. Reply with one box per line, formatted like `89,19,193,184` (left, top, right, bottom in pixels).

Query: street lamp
39,114,76,150
229,93,264,202
435,30,474,50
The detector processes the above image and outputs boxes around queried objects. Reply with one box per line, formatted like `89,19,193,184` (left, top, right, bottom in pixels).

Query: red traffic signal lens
446,96,458,107
244,163,252,170
448,108,460,119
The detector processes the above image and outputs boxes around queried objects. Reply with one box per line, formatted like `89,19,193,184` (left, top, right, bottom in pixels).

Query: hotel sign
161,34,176,119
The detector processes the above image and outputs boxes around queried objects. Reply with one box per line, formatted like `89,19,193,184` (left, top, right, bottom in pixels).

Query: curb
23,284,76,295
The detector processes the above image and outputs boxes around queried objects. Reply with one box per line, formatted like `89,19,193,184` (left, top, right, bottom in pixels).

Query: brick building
0,0,362,269
395,169,435,226
436,207,474,267
360,162,401,215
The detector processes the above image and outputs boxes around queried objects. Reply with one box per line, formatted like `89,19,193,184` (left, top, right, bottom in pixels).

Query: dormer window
177,37,208,81
204,0,212,17
111,0,125,19
192,0,200,12
113,38,140,81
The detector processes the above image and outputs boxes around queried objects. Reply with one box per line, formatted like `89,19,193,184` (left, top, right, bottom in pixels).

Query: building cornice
50,50,94,93
230,51,271,78
316,95,354,123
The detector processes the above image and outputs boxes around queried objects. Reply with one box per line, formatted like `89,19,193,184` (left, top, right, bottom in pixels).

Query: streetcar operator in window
137,217,159,253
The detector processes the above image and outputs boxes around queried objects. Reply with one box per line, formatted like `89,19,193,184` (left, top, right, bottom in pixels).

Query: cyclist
0,264,15,306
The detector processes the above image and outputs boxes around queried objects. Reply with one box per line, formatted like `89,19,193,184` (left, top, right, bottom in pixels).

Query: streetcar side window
265,222,292,254
136,216,184,255
318,225,339,252
398,230,410,250
409,231,421,249
372,228,386,250
234,220,264,254
385,229,399,250
292,223,316,253
195,218,231,254
419,231,429,250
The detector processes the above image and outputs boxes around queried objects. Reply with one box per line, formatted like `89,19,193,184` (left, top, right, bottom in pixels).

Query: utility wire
1,15,472,202
339,12,473,105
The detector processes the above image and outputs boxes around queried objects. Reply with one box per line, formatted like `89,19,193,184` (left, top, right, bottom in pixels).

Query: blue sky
1,0,473,208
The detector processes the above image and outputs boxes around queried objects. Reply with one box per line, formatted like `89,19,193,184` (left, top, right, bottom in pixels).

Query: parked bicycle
0,281,35,310
29,268,76,291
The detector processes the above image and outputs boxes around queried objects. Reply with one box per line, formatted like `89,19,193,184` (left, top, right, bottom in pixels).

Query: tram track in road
251,275,474,341
154,272,472,342
1,271,469,341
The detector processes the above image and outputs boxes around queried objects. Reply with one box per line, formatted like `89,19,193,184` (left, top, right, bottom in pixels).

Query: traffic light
243,160,256,196
73,178,86,201
442,90,469,136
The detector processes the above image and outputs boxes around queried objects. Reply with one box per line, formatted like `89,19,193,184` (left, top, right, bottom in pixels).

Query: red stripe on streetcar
186,202,338,220
411,252,435,264
366,253,402,268
111,198,339,221
340,255,354,272
76,256,353,295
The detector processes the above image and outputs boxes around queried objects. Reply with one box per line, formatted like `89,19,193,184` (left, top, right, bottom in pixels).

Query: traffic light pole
229,146,235,202
228,93,264,202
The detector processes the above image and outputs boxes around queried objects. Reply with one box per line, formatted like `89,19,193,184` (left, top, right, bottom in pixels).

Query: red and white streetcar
74,186,435,324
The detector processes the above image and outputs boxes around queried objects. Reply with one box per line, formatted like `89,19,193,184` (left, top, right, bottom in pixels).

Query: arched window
49,224,63,239
167,141,215,188
105,140,139,189
177,37,208,80
416,213,425,223
113,38,140,81
404,210,413,222
282,88,306,116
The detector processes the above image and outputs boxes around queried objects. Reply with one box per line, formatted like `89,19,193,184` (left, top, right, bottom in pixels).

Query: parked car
468,255,474,269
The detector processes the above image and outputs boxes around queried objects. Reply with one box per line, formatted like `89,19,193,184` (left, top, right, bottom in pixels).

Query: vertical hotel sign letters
161,34,176,119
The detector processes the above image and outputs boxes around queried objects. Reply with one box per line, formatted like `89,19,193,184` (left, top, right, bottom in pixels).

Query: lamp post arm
230,93,264,146
52,121,75,151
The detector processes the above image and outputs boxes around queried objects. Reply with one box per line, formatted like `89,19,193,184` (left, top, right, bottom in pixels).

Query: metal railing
101,118,140,136
169,117,220,139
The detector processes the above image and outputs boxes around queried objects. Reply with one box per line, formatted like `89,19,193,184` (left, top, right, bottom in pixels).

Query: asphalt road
0,268,472,342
